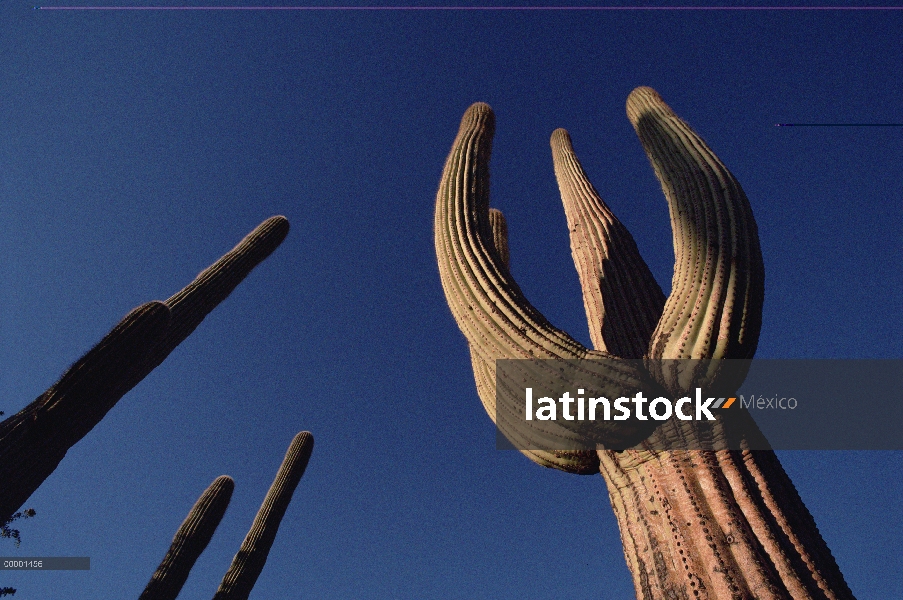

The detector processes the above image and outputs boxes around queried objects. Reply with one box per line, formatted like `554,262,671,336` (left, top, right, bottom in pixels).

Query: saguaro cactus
140,475,236,600
213,430,314,599
0,216,289,525
435,88,854,598
141,431,314,600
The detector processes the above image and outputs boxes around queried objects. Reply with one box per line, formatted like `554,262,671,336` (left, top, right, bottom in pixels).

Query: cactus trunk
598,443,852,599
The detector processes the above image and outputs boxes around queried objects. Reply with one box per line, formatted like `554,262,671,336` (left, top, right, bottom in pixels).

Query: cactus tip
262,215,290,238
626,86,668,127
459,102,495,135
465,101,493,116
549,127,573,153
290,430,314,449
213,475,236,490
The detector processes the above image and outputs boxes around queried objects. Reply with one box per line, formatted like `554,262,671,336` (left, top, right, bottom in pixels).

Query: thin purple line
33,5,903,10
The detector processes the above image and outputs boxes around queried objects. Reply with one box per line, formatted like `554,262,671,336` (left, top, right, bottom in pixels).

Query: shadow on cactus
434,87,855,598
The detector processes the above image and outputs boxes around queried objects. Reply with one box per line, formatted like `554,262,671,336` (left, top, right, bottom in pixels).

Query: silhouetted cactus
140,476,236,600
0,216,289,525
435,88,854,598
213,430,314,600
141,431,314,600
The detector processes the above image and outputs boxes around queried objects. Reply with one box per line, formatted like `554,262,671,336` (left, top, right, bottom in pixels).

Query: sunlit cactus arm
473,209,600,473
435,103,589,363
551,128,666,359
0,216,289,525
435,106,658,469
140,476,235,600
213,431,314,600
627,88,764,365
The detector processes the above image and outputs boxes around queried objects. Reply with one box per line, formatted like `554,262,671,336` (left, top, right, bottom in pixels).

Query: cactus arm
0,302,170,523
212,431,314,600
0,216,289,524
551,128,666,359
435,105,660,468
626,88,764,365
485,209,595,470
474,209,599,473
150,216,290,374
435,103,588,362
140,475,235,600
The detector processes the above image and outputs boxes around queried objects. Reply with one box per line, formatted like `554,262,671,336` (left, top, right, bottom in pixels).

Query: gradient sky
1,1,901,598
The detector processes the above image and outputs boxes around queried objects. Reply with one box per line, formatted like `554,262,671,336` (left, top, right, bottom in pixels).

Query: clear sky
1,1,901,598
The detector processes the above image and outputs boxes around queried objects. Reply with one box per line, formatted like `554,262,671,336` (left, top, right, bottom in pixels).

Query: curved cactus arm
435,103,589,363
0,302,170,523
0,216,290,524
212,431,314,600
626,88,765,366
140,475,235,600
475,209,599,473
435,106,659,468
551,128,666,359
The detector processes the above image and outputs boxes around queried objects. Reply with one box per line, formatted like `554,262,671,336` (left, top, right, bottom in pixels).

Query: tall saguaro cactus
0,216,289,525
435,88,854,599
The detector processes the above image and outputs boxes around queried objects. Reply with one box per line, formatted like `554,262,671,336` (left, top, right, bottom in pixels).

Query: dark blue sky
1,2,901,598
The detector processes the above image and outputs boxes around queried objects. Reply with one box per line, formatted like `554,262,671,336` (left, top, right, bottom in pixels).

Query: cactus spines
213,431,314,600
140,476,236,600
0,216,289,525
435,90,854,598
